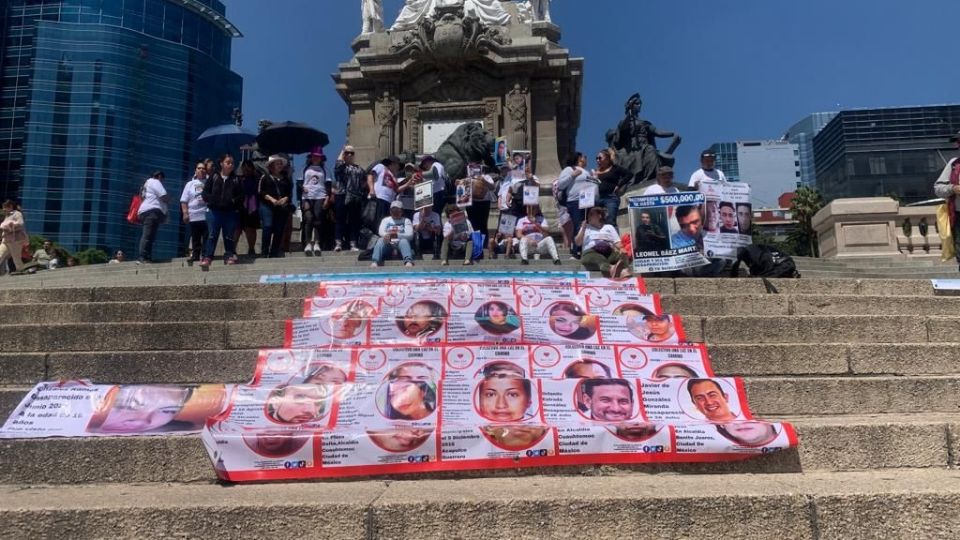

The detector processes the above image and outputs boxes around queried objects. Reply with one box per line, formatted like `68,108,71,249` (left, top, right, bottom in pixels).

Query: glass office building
785,111,837,188
709,142,740,182
0,0,242,259
814,105,960,204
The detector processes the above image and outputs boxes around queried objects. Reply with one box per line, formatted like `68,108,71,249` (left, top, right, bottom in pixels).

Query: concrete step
0,413,954,484
5,294,960,325
2,343,957,387
1,470,959,540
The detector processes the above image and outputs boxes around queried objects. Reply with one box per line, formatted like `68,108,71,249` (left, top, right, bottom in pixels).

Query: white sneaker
370,262,378,268
405,261,414,267
312,243,321,256
350,244,360,252
304,244,313,256
334,242,342,252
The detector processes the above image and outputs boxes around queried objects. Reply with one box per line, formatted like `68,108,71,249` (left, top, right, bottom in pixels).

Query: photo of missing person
366,426,433,453
563,359,612,379
86,384,226,434
633,207,669,253
736,203,752,235
624,311,676,343
480,424,550,451
476,370,535,423
651,363,699,380
241,429,311,458
547,302,597,341
670,204,703,250
716,421,778,447
474,301,521,335
303,363,348,385
718,201,738,233
478,361,526,379
575,378,637,423
328,300,377,340
686,378,739,423
378,362,438,421
607,422,663,443
703,199,720,233
264,384,330,425
395,301,447,339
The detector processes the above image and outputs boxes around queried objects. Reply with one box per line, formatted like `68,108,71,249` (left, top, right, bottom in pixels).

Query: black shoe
553,259,562,265
521,259,530,265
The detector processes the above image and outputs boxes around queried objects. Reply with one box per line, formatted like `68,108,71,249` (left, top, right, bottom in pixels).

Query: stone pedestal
333,2,583,182
813,198,903,258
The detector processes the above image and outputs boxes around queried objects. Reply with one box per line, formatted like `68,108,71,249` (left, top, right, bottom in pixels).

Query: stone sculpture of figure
376,92,398,158
506,83,528,149
361,0,384,34
530,0,551,22
606,93,682,185
392,0,511,31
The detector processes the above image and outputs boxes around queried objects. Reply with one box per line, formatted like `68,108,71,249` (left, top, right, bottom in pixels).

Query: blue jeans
565,199,584,257
372,238,413,265
600,193,620,228
259,204,288,257
204,209,238,259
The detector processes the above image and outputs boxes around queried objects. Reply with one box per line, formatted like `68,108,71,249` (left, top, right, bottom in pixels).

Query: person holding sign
465,164,495,238
516,205,561,265
688,149,728,189
419,155,448,216
556,152,595,258
441,207,475,266
371,201,415,267
413,206,442,259
576,206,633,278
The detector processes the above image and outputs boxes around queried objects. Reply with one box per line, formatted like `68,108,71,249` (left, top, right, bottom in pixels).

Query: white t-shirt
373,163,399,202
582,224,619,253
688,168,727,189
497,178,514,210
179,178,207,222
516,215,548,243
413,210,441,240
443,219,474,249
378,216,413,242
303,166,329,200
139,178,168,215
642,184,680,196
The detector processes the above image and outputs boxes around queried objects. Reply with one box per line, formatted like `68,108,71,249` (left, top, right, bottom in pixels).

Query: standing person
464,163,495,238
688,149,728,189
200,154,242,268
642,166,680,195
0,200,28,274
556,152,593,258
420,155,449,216
593,148,632,229
301,147,331,256
180,161,208,265
334,146,366,252
136,171,169,264
516,204,561,265
368,155,403,225
237,160,260,258
259,155,293,258
933,130,960,270
576,206,633,278
370,200,415,268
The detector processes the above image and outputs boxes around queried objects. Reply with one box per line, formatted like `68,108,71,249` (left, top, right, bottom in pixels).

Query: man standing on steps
933,130,960,271
688,149,728,189
687,379,738,423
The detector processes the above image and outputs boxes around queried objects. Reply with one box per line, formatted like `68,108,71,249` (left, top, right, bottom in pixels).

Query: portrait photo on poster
475,371,538,424
474,300,522,335
86,384,227,435
395,300,448,339
546,302,598,341
377,362,439,421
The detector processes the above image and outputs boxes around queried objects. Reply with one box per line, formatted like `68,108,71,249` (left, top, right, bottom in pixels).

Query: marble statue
392,0,511,31
361,0,384,34
517,1,552,23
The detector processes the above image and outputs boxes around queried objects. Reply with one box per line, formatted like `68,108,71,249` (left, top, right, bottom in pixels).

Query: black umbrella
193,123,257,159
255,121,330,155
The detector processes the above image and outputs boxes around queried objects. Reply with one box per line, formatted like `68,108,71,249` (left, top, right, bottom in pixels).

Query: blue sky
224,0,960,181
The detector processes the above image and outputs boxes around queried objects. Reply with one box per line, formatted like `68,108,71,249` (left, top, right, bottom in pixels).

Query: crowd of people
1,143,737,278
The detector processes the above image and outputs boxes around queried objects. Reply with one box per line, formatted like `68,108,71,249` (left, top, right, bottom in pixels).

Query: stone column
375,90,399,159
531,79,561,179
504,82,530,151
345,90,378,166
402,103,421,154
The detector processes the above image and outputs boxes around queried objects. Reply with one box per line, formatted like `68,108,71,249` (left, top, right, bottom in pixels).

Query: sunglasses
344,151,355,156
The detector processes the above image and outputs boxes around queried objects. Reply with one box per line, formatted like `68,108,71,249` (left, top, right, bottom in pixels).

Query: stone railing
812,197,945,259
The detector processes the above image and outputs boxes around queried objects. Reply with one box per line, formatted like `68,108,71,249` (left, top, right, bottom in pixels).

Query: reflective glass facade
814,106,960,204
1,0,242,259
709,142,740,182
785,111,837,188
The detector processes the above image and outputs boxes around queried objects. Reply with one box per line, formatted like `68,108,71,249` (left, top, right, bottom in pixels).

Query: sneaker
226,255,238,265
463,260,473,266
405,261,415,268
334,242,342,252
440,260,449,266
521,259,530,265
312,243,321,256
553,259,562,265
199,258,212,271
370,262,379,268
135,259,145,266
350,243,360,252
304,243,314,257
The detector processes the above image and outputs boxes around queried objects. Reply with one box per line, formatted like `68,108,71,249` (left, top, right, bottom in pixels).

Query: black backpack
732,245,800,278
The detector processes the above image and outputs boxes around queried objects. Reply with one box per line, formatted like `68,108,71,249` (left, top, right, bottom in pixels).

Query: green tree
73,248,108,265
789,186,825,257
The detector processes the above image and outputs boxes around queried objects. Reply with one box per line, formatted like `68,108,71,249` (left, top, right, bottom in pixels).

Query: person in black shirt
258,155,293,258
334,145,367,252
200,154,243,268
593,148,632,228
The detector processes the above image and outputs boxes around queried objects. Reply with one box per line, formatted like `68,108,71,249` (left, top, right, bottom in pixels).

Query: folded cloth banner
628,192,711,273
698,180,753,260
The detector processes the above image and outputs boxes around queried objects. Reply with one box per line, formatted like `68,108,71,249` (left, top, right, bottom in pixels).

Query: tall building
785,111,837,188
0,0,243,259
813,105,960,204
708,140,801,208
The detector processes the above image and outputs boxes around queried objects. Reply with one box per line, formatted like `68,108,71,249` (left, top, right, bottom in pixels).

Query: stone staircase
1,259,959,538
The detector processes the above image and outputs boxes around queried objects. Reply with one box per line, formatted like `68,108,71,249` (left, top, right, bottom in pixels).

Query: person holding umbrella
199,154,243,268
302,147,331,256
259,155,294,258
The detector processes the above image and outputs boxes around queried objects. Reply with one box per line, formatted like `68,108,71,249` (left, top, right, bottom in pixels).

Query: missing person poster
699,180,752,260
0,276,795,481
628,193,711,273
414,181,434,210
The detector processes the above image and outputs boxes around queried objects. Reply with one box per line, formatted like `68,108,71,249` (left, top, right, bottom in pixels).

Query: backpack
733,245,800,278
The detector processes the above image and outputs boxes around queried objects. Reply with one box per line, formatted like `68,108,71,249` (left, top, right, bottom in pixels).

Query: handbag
126,192,143,224
592,240,614,257
937,203,955,262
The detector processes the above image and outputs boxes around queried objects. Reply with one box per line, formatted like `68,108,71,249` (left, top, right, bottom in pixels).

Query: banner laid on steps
628,193,712,273
0,381,231,438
